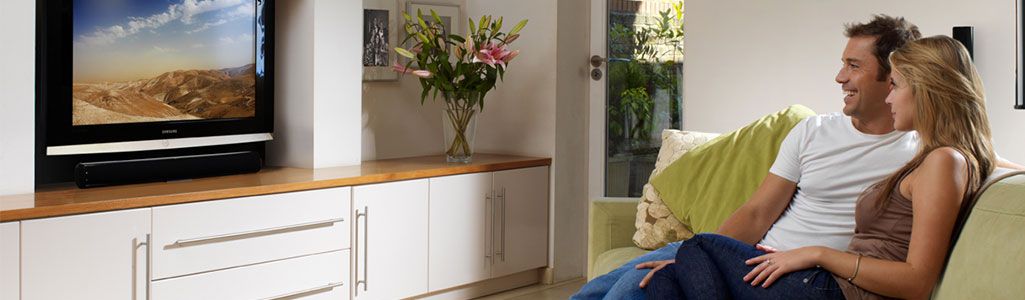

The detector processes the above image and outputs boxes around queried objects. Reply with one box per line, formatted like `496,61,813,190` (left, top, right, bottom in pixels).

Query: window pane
605,0,684,197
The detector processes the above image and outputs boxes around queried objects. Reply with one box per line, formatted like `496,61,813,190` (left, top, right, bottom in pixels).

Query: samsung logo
162,129,178,134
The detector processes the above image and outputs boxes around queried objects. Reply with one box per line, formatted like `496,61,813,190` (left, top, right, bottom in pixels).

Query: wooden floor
475,278,585,300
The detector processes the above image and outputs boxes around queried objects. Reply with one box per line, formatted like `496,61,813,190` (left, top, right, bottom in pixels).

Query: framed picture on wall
404,2,463,55
1018,0,1024,109
363,0,400,81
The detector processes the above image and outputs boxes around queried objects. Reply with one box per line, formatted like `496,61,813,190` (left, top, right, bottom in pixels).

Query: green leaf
395,47,416,59
509,19,528,36
430,9,443,25
448,35,466,43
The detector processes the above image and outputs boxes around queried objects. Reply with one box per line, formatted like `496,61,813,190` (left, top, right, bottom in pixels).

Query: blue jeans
571,241,683,300
645,234,845,300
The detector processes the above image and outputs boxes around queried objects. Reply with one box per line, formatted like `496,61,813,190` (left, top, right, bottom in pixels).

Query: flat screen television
36,0,274,185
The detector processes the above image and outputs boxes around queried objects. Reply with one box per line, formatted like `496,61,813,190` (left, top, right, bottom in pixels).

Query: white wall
361,0,557,160
361,0,590,282
0,0,35,195
684,0,1025,162
269,0,363,168
554,0,592,283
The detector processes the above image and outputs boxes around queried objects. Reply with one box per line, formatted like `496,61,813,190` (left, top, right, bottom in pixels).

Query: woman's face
885,69,915,131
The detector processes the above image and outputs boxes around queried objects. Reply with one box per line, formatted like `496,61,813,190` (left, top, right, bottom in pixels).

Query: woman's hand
743,246,824,288
635,259,675,288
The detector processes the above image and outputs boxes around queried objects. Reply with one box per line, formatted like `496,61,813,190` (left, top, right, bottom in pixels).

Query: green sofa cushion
592,247,652,280
933,172,1025,299
650,105,815,234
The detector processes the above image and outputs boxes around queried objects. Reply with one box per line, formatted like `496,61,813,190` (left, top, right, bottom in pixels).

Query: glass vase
442,107,478,163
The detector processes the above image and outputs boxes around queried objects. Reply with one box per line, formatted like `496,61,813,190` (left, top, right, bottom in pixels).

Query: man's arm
637,172,797,288
716,173,798,245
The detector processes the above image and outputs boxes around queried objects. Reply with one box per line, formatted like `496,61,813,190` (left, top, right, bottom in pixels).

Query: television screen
71,0,260,125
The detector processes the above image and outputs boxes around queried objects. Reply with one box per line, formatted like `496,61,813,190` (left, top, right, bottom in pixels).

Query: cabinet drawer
152,187,349,279
152,250,349,300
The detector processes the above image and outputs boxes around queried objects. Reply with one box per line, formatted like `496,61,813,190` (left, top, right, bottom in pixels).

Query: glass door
590,0,685,198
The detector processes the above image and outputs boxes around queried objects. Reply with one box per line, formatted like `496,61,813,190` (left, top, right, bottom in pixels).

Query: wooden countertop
0,154,550,222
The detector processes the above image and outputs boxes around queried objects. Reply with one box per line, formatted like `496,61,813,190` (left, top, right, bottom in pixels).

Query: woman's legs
685,234,845,300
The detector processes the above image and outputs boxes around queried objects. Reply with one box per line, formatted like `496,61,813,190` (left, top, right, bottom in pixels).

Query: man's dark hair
844,14,922,81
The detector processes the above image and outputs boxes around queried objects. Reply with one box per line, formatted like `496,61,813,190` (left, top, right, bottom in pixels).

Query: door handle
496,187,506,262
590,55,605,67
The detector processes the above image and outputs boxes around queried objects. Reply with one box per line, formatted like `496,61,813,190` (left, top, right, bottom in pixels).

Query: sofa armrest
588,197,640,279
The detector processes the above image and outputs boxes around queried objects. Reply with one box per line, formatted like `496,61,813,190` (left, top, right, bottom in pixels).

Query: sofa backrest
933,170,1025,299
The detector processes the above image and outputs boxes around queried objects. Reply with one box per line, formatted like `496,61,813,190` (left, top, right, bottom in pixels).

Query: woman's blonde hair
875,35,995,208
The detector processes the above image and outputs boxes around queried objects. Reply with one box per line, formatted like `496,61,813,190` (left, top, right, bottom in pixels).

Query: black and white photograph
363,9,390,67
362,0,399,81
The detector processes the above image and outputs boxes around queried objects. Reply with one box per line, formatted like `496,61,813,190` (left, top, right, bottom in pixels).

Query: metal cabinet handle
133,237,140,300
134,234,152,300
485,192,494,263
171,218,344,247
259,282,344,300
355,209,365,297
497,187,506,262
355,207,368,294
146,233,152,300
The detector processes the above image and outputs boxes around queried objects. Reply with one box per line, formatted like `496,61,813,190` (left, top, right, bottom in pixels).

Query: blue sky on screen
73,0,256,83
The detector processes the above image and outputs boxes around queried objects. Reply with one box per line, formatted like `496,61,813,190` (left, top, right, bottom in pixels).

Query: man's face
885,69,915,131
835,36,892,119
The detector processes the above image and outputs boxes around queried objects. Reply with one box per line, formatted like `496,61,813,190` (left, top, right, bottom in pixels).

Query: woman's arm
744,148,969,299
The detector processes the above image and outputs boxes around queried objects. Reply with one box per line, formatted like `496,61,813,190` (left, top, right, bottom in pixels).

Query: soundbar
74,151,263,188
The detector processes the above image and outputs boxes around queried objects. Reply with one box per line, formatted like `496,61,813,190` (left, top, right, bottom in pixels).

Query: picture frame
401,2,463,64
363,0,400,81
1017,0,1024,109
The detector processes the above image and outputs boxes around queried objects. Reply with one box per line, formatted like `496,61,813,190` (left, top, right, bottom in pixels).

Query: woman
645,35,996,299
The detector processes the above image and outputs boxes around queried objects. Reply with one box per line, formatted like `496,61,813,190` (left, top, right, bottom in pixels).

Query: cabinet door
492,166,550,278
22,208,151,300
428,172,493,290
352,179,428,300
1,222,18,300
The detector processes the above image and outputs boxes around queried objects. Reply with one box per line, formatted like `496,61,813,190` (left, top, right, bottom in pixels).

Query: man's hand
635,260,675,288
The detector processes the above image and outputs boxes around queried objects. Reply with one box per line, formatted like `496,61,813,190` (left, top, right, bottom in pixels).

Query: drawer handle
172,218,345,247
259,282,344,300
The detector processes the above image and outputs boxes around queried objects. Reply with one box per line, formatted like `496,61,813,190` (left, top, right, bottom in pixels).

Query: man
574,14,926,299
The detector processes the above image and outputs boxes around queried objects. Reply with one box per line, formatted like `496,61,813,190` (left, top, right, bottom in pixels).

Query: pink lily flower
473,43,513,67
392,63,434,78
502,50,520,63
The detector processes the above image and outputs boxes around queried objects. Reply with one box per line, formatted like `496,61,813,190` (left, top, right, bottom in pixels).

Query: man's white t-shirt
759,113,919,251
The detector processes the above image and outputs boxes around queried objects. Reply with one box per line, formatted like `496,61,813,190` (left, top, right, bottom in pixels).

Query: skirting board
413,268,542,300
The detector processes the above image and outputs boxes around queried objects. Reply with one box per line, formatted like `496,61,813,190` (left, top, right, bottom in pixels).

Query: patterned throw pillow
632,130,720,250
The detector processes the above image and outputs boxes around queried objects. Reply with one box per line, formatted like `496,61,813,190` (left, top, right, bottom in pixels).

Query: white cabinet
492,166,550,277
1,222,18,300
152,249,348,300
352,179,429,300
428,172,494,290
427,166,550,291
21,208,151,300
152,187,349,279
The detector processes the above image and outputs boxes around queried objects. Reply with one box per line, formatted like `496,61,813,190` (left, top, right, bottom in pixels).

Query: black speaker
953,26,974,60
74,151,263,188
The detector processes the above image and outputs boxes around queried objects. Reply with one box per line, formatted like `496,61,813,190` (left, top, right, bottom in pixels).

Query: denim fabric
646,234,846,300
571,241,682,300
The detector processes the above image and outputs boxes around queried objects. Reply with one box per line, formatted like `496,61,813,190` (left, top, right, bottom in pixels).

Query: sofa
586,131,1025,299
